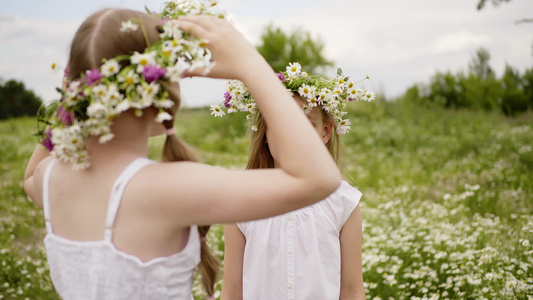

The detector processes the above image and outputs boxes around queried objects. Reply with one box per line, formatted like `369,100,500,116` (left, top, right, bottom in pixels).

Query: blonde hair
247,105,340,170
68,8,218,296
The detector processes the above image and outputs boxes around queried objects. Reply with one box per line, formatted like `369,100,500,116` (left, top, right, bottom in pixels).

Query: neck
85,109,154,162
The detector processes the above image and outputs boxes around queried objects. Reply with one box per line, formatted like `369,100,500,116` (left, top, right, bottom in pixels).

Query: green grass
1,102,532,299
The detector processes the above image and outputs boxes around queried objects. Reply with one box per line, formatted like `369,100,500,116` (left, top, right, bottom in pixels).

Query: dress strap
104,158,155,242
43,159,58,233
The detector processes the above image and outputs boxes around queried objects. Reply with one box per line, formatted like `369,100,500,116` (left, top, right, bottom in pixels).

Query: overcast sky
1,0,531,107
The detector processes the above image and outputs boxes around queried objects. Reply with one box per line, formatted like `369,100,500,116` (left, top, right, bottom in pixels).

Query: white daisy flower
87,103,108,119
308,97,318,108
243,102,256,113
298,84,316,101
160,21,183,40
120,20,139,33
228,107,238,114
347,87,362,101
130,51,157,73
333,86,344,96
363,89,376,102
116,101,131,113
92,84,107,99
155,111,173,123
101,59,120,77
334,75,347,86
137,82,160,104
336,119,351,134
103,84,123,105
210,104,225,117
286,62,302,77
166,58,190,82
155,99,175,109
302,104,312,114
99,133,115,144
250,125,258,132
118,70,139,87
317,88,332,104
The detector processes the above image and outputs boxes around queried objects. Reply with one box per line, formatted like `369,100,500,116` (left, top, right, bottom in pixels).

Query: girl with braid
23,2,341,299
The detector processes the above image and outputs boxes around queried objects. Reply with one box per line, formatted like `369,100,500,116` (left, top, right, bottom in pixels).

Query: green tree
468,48,494,81
500,64,529,116
256,24,333,74
0,79,42,120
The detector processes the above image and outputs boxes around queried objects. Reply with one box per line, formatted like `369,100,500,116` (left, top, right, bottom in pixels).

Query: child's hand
176,15,267,81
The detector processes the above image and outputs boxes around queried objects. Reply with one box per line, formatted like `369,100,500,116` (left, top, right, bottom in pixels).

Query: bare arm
24,145,50,208
153,16,341,224
339,205,365,300
220,224,245,300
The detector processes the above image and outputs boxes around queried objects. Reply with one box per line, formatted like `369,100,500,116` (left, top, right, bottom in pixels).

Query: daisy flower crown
38,0,226,170
210,62,375,134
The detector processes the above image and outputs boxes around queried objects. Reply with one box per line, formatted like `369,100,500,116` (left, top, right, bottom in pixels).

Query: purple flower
276,72,286,83
143,64,167,83
57,106,74,125
42,127,54,152
85,69,103,86
224,92,232,108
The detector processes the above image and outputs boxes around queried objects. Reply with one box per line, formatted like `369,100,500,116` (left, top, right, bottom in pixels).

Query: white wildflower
100,59,120,76
120,20,139,32
210,104,225,117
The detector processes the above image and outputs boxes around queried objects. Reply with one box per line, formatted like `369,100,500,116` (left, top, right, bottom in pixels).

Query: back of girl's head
246,109,340,170
69,9,160,80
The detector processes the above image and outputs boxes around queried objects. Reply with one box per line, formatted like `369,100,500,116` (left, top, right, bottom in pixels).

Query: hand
176,15,267,81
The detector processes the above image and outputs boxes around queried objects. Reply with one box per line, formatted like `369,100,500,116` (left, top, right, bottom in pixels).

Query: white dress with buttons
237,180,362,300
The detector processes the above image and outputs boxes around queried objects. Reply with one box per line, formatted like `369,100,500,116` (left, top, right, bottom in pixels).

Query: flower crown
38,0,226,170
210,62,375,134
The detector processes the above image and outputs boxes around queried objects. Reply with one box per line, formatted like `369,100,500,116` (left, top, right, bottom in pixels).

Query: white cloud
426,31,492,54
0,0,532,105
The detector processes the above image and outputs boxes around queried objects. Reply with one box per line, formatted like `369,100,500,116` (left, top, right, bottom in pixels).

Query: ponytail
161,119,219,298
197,226,219,298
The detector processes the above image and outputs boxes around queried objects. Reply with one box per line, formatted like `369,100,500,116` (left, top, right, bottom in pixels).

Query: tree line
0,79,42,120
398,48,533,116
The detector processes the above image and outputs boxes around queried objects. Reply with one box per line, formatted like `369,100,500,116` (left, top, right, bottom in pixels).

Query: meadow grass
0,102,531,299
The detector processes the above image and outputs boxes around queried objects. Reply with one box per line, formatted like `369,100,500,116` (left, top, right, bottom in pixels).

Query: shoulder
330,180,362,208
320,181,362,230
30,156,56,208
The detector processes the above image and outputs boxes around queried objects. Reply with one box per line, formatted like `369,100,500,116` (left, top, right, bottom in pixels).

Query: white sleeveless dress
42,158,201,299
237,180,362,300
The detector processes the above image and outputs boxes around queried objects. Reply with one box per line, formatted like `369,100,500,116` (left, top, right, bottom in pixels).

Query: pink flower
85,69,103,86
142,64,167,83
224,92,232,108
42,127,54,152
277,72,286,83
57,106,74,125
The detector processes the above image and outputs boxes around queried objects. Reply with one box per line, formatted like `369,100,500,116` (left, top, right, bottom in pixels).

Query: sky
0,0,532,107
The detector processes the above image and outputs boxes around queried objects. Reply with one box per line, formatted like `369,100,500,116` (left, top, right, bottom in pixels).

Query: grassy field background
1,101,532,299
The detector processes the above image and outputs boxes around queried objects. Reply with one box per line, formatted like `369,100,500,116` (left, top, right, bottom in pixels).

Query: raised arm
148,16,341,225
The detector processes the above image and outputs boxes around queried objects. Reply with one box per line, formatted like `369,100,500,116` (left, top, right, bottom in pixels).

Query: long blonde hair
247,102,339,170
68,8,218,296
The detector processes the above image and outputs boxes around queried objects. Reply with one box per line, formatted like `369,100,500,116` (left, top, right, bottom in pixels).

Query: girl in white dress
23,3,341,299
219,64,369,300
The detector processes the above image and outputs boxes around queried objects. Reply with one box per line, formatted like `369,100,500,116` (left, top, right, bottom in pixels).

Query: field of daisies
1,101,531,299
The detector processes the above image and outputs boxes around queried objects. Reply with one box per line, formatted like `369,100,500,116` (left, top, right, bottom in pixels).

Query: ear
322,122,333,144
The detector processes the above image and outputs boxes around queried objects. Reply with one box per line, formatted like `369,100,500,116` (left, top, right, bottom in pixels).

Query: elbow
310,170,342,200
